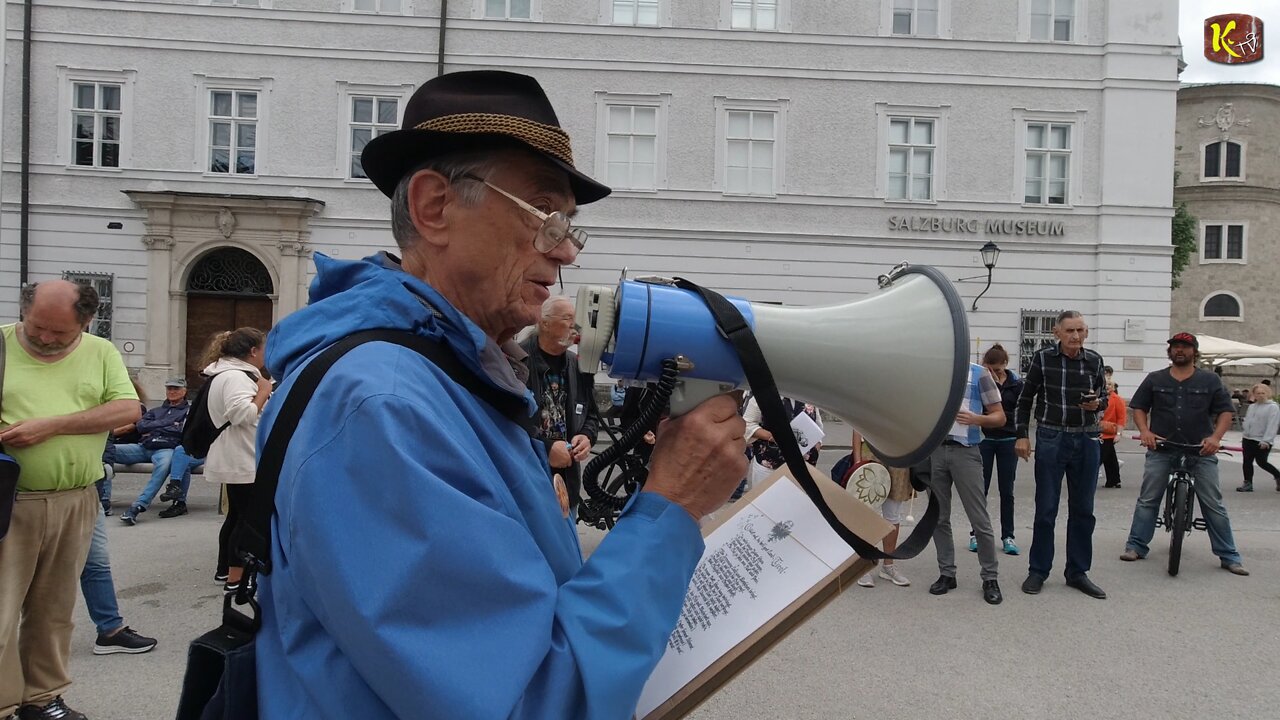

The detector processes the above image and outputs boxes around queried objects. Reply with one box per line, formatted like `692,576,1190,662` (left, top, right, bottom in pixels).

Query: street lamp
970,241,1001,311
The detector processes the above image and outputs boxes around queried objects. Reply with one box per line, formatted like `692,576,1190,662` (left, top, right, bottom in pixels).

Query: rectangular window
891,0,938,36
605,105,658,190
613,0,658,25
485,0,531,18
1203,224,1245,260
731,0,777,30
1030,0,1073,41
71,82,122,168
209,90,257,175
887,117,934,201
211,0,261,5
353,0,402,11
349,95,399,179
62,272,113,340
725,110,776,195
1019,310,1060,374
1024,122,1070,205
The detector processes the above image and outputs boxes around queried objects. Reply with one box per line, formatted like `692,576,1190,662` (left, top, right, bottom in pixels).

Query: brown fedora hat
360,70,611,205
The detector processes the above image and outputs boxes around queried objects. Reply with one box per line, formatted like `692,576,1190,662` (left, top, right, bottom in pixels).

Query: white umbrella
1195,335,1280,361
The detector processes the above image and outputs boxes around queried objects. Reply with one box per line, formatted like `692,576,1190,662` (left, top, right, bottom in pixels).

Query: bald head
18,280,99,357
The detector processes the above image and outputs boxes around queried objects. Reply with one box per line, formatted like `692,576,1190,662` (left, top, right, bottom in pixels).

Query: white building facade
1,0,1181,395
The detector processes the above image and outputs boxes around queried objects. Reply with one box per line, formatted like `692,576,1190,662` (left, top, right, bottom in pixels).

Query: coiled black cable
580,358,681,513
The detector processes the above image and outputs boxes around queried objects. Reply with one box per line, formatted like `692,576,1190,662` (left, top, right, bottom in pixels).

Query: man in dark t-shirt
1120,333,1247,575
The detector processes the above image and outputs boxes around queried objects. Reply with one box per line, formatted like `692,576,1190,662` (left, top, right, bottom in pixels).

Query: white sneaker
856,572,875,588
879,565,910,586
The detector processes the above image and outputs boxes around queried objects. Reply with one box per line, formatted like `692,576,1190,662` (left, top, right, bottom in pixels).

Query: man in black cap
1120,332,1248,575
253,71,747,718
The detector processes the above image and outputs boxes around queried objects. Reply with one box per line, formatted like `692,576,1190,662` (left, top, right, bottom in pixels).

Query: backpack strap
235,329,532,581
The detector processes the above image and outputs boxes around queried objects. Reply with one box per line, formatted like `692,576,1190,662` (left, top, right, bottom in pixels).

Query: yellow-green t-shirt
1,323,138,492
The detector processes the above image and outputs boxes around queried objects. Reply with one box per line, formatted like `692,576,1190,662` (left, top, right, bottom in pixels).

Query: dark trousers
1100,438,1122,487
979,439,1018,540
216,484,254,576
1241,439,1280,485
1028,427,1100,580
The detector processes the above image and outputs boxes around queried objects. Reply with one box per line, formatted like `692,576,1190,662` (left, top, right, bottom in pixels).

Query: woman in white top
199,327,271,590
1238,383,1280,493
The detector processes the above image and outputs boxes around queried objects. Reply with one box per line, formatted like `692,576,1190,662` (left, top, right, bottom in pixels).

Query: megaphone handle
672,276,941,562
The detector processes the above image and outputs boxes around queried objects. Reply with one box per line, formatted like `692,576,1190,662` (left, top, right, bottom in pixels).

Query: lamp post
970,241,1001,312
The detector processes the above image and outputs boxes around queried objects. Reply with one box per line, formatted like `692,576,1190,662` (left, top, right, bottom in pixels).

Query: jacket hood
203,356,261,378
265,253,509,394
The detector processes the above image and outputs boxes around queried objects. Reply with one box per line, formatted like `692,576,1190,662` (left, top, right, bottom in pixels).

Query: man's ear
407,170,451,248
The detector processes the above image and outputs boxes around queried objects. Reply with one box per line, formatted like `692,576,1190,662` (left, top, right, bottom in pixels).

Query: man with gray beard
520,296,600,516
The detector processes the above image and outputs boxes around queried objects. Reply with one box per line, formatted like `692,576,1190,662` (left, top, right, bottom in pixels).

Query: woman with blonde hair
1238,382,1280,493
199,327,271,591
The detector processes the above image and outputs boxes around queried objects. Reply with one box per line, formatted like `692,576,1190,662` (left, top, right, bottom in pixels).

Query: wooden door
185,295,274,387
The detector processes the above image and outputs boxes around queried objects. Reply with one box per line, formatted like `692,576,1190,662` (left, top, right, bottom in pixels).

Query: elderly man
1,280,140,720
520,296,600,516
115,377,191,525
1015,310,1110,599
254,71,747,718
1121,333,1247,575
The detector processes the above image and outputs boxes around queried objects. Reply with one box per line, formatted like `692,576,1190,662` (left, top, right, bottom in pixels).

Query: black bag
0,331,19,543
175,330,532,720
180,370,254,460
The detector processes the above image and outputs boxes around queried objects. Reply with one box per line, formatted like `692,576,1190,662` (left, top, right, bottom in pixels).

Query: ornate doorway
184,247,274,386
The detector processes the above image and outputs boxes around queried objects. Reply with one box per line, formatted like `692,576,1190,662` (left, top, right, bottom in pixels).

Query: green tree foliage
1171,201,1197,289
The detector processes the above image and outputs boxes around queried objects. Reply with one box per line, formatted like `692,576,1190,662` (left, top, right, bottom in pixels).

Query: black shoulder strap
671,278,938,561
237,329,532,575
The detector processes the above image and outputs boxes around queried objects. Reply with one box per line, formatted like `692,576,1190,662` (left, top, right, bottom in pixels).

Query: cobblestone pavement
66,437,1277,719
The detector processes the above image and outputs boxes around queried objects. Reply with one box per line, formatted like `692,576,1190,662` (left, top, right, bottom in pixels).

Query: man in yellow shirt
0,280,139,720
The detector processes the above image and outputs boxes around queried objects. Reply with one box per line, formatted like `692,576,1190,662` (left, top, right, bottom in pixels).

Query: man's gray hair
1056,310,1083,325
540,295,574,320
389,151,502,250
19,281,100,325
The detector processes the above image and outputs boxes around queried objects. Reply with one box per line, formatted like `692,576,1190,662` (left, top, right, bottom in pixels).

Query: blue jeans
979,438,1019,540
167,445,203,502
113,443,175,510
1124,450,1241,564
80,507,123,636
1028,427,1101,579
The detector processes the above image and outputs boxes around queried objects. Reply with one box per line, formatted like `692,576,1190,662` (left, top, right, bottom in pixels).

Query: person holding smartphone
1014,311,1110,600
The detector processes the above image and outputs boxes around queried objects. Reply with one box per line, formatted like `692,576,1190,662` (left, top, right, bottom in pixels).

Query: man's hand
956,410,982,426
1201,436,1222,456
644,394,748,520
1261,442,1272,452
0,417,64,448
569,434,592,463
1015,438,1032,461
1138,429,1160,450
548,440,573,468
1078,399,1101,412
751,428,774,443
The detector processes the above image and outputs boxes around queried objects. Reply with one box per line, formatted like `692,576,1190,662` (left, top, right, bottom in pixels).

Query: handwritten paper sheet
636,477,861,718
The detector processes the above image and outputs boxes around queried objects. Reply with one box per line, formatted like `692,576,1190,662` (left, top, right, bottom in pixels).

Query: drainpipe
19,0,33,288
436,0,447,76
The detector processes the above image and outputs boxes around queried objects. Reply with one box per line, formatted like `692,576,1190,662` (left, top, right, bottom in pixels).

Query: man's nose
545,237,580,264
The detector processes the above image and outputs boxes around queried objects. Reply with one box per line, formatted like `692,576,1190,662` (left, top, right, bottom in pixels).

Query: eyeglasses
461,174,587,255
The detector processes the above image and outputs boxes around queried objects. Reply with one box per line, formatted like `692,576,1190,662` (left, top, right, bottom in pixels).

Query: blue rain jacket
254,253,704,719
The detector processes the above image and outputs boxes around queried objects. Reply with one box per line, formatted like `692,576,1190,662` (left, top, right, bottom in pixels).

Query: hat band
413,113,576,169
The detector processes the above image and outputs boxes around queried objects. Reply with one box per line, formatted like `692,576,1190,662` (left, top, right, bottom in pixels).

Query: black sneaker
159,482,183,502
158,501,188,518
16,696,87,720
93,626,158,655
120,504,146,526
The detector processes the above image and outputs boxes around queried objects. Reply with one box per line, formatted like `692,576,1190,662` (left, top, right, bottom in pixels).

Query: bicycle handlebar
1127,435,1241,453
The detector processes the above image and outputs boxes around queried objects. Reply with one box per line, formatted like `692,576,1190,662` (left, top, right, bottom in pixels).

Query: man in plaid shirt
1015,311,1110,600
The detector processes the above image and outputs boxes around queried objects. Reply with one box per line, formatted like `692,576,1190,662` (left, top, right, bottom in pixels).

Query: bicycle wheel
1168,479,1190,577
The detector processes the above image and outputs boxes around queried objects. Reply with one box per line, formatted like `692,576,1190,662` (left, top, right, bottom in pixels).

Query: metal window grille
1019,309,1061,374
62,271,114,340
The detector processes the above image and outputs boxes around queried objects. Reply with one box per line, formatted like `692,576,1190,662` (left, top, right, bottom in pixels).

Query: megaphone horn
575,264,969,467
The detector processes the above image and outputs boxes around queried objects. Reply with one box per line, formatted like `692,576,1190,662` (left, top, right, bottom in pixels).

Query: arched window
187,247,273,295
1204,140,1242,179
1201,292,1242,320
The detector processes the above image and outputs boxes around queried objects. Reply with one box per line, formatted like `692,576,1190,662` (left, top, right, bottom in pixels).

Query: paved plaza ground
67,436,1278,719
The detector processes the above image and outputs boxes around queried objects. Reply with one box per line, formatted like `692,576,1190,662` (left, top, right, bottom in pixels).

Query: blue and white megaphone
575,264,969,467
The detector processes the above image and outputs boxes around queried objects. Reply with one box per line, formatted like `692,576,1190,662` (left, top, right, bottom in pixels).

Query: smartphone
1079,392,1098,404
